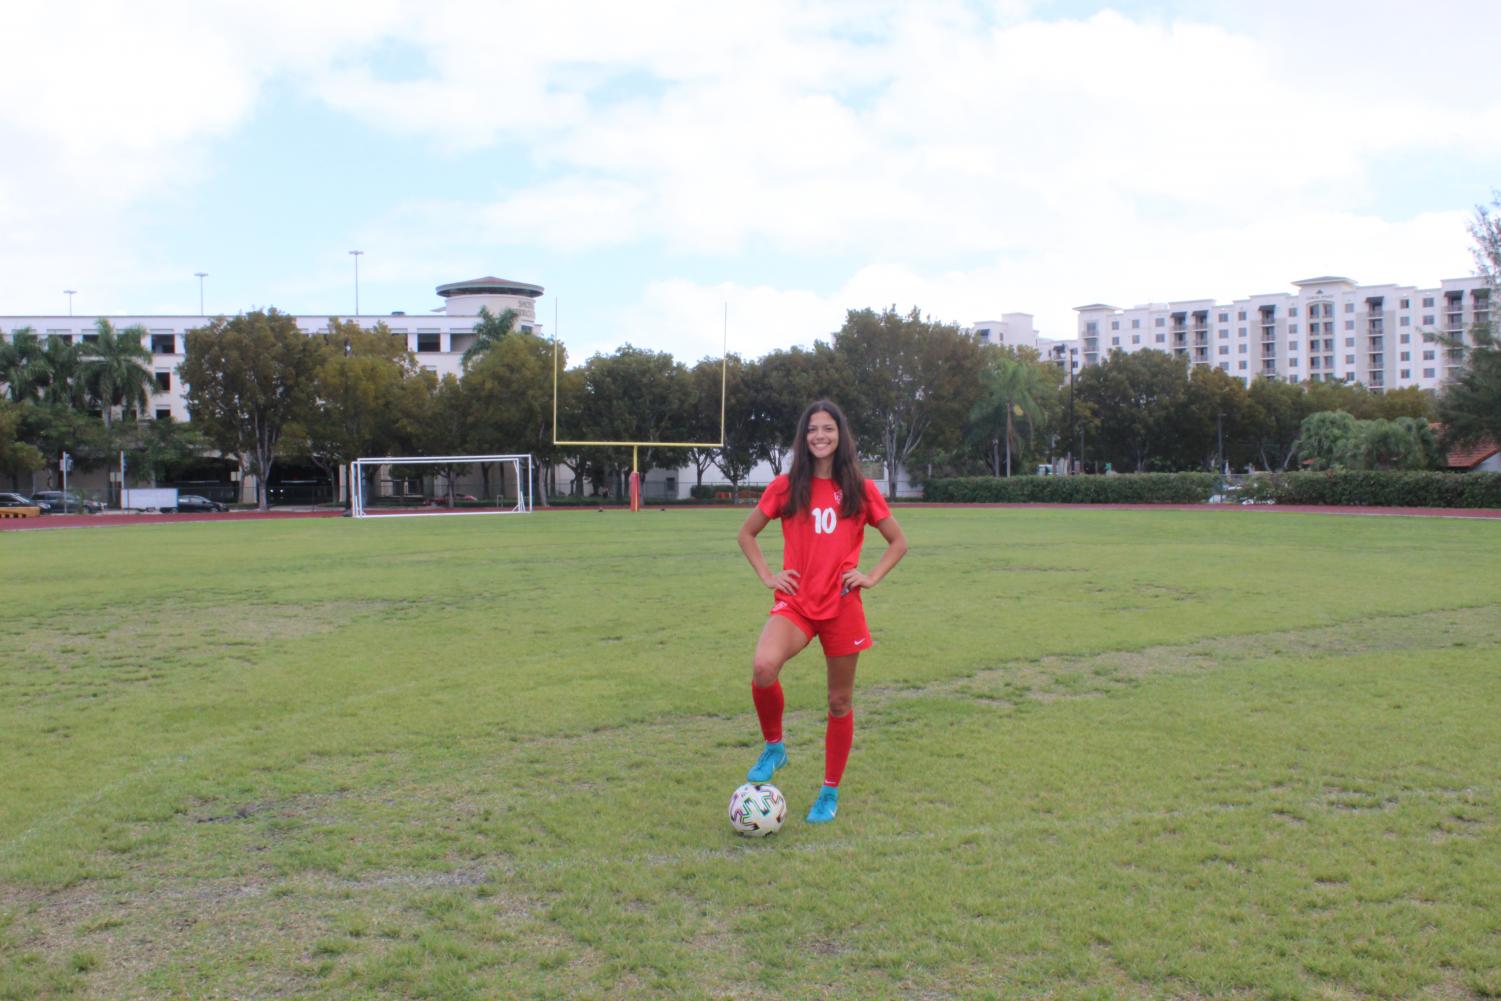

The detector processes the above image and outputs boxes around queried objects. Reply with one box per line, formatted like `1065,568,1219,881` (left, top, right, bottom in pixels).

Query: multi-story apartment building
970,313,1039,349
1075,276,1492,391
0,276,545,422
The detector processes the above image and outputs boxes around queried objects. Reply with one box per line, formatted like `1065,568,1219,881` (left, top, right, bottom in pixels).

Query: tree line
4,196,1498,506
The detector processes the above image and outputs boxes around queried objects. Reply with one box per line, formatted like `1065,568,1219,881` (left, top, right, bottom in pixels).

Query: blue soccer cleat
747,741,787,783
806,785,839,824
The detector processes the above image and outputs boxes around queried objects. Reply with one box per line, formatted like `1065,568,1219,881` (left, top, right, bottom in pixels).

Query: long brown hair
783,399,865,519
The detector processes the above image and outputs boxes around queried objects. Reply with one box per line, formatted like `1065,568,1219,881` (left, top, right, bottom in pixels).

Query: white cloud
0,1,1493,334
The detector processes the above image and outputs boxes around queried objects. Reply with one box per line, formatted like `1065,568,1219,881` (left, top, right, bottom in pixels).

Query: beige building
1075,275,1492,391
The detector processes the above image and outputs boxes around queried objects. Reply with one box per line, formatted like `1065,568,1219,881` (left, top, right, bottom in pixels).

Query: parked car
174,494,227,513
30,490,104,513
0,492,51,512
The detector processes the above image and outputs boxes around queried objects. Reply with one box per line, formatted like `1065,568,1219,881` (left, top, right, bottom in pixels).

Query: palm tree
40,336,88,409
81,319,155,427
971,351,1048,476
0,328,48,402
461,306,518,369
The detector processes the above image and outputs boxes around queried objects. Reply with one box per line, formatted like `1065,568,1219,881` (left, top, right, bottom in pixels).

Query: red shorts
770,593,872,657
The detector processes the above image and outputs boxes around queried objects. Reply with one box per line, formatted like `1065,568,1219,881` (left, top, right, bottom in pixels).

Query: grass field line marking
5,604,1494,863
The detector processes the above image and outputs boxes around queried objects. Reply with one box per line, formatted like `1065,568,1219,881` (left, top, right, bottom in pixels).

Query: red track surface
4,503,1498,532
0,510,343,531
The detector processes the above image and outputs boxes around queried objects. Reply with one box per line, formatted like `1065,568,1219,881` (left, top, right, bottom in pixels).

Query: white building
970,313,1040,350
1075,276,1492,391
0,276,545,423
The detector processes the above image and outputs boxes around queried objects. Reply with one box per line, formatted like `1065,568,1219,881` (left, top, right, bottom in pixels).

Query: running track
3,503,1499,532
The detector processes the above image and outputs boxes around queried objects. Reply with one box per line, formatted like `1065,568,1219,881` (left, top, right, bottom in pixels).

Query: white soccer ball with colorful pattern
729,783,787,837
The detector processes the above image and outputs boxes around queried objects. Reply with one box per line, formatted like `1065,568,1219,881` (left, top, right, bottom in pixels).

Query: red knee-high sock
751,681,784,744
824,711,853,787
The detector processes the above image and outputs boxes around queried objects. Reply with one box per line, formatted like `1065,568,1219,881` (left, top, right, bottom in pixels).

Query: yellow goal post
551,313,729,508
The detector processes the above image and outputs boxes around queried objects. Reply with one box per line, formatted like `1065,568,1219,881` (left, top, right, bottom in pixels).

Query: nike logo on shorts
853,638,866,646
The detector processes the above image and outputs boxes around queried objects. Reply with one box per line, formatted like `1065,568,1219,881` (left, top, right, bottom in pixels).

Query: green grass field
3,508,1500,1000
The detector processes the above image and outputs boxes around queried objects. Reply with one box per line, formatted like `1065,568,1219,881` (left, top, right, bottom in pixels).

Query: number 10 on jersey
812,507,838,534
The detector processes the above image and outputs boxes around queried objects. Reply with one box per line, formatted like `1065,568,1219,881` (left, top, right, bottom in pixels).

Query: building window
155,408,172,420
1399,351,1410,361
1218,312,1228,322
1238,327,1247,336
1131,335,1140,345
1289,306,1300,317
1345,302,1355,313
151,334,176,354
1400,298,1410,309
1219,362,1229,371
1111,336,1120,346
416,333,441,352
154,371,171,392
1400,316,1410,326
1345,337,1355,347
1155,334,1165,343
1423,367,1436,378
1238,311,1246,321
1422,315,1434,325
1422,296,1434,307
1238,343,1248,354
1310,357,1320,370
1086,322,1098,335
1154,317,1164,327
1288,341,1297,352
1219,345,1229,355
1289,323,1299,333
1132,319,1141,329
1345,354,1355,364
1238,360,1248,370
1289,358,1299,367
1423,350,1436,360
1345,320,1355,330
1400,333,1410,344
1400,369,1410,379
1111,320,1120,330
520,324,533,333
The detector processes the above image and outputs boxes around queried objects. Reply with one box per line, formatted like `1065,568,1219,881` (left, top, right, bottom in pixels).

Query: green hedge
922,471,1501,508
1238,471,1501,508
923,473,1218,504
689,484,766,502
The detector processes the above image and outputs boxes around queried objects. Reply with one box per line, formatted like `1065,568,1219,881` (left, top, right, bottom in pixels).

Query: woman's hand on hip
841,569,877,592
763,569,800,594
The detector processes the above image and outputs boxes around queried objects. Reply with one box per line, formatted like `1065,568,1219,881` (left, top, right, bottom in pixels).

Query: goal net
350,454,535,519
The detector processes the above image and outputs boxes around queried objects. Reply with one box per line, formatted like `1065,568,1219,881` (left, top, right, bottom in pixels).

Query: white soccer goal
350,454,535,519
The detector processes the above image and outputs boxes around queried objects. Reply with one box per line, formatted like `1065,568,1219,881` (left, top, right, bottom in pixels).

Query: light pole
64,289,76,316
1216,412,1226,476
194,272,208,315
349,250,364,317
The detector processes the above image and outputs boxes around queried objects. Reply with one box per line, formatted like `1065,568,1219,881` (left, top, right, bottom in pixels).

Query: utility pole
349,250,364,317
1217,412,1226,475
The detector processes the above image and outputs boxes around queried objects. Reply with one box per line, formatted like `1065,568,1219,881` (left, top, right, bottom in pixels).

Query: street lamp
194,272,208,315
349,250,364,317
64,289,77,316
1216,412,1226,476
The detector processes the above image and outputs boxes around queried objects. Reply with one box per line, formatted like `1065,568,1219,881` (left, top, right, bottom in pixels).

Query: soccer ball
728,783,787,837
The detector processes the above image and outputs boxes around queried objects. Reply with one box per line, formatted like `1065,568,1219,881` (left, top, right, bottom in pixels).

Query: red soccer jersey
756,474,892,620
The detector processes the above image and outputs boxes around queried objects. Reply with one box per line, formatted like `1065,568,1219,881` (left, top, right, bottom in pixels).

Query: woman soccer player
736,399,908,824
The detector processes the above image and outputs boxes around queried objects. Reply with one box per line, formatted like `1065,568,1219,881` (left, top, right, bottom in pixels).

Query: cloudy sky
3,0,1498,363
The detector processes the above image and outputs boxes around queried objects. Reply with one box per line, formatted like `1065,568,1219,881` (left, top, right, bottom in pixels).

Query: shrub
923,471,1501,508
923,473,1218,504
1247,471,1501,508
